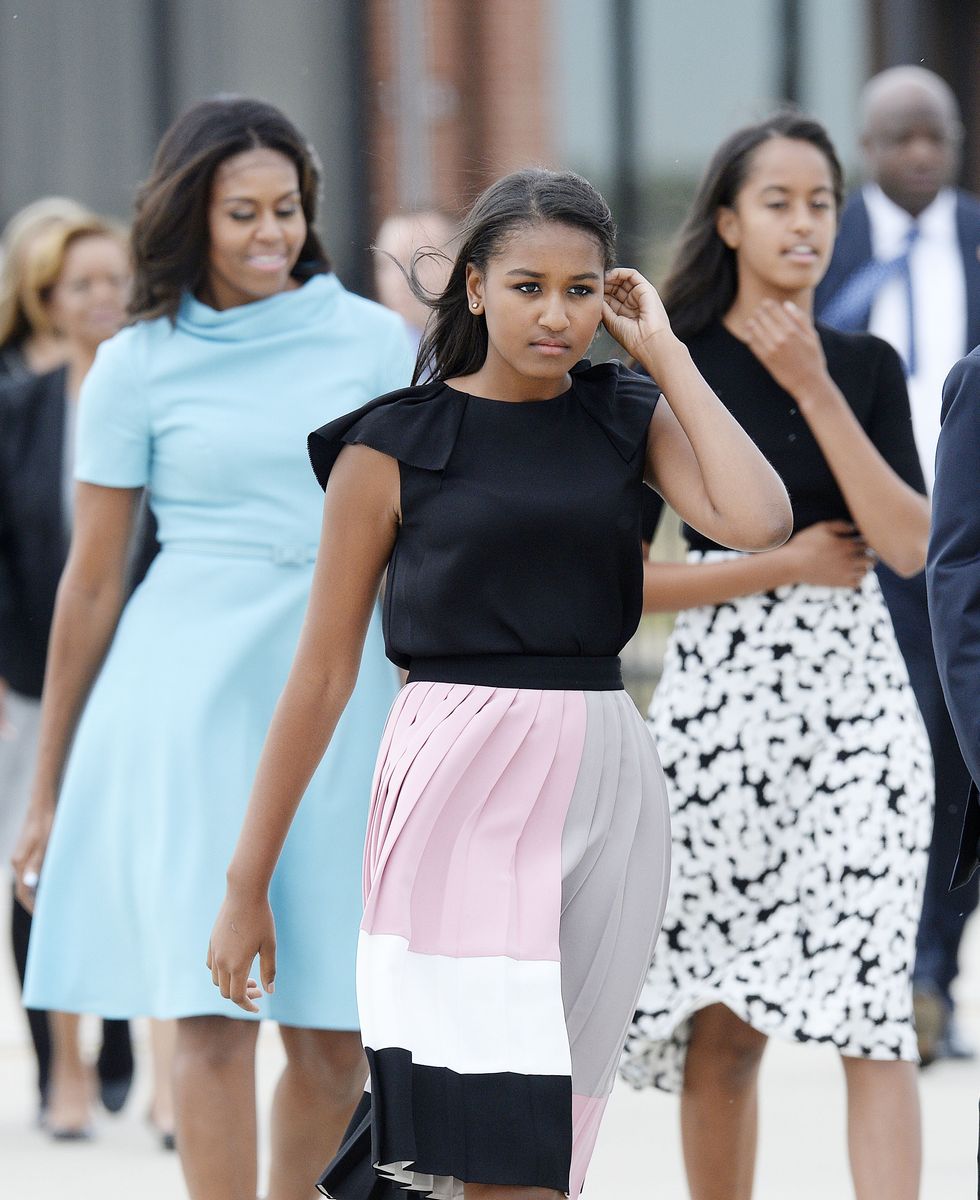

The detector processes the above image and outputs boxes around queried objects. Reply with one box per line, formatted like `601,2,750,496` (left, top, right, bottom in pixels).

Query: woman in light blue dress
12,98,412,1198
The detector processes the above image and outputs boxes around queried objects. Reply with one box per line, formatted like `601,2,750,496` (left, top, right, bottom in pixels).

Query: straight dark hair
412,168,616,384
662,111,844,341
130,96,330,322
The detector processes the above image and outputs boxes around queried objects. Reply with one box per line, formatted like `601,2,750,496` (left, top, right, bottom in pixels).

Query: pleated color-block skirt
319,678,671,1199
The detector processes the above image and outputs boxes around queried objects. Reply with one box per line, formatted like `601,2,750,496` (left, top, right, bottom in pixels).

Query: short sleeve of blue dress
75,329,151,487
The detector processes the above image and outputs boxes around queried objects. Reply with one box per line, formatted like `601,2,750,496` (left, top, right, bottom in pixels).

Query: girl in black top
621,115,931,1200
206,167,790,1199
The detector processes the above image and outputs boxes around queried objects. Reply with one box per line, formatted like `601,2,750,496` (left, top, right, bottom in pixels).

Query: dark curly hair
130,96,329,322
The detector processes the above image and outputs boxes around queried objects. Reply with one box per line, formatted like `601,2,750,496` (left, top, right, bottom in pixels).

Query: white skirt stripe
357,931,573,1077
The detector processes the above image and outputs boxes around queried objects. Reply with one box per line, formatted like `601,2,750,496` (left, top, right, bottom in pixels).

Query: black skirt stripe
317,1094,392,1199
318,1047,573,1196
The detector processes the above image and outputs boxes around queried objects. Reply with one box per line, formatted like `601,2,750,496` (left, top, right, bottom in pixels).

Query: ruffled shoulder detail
571,359,660,463
308,382,467,490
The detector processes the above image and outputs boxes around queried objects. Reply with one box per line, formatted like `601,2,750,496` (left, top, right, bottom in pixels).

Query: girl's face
466,220,605,393
717,136,837,297
205,147,306,310
45,234,130,351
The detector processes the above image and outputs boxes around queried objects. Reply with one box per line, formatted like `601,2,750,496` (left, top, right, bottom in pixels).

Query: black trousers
11,890,133,1106
878,565,980,1005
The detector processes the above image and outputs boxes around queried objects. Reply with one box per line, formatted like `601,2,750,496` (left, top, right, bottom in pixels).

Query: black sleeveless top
309,360,659,690
641,322,925,546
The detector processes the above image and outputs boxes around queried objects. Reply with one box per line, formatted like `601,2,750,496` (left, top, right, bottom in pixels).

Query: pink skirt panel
361,682,587,962
329,681,671,1198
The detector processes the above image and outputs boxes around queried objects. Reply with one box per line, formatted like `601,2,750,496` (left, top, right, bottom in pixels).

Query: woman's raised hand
207,890,277,1013
602,268,673,363
743,300,829,401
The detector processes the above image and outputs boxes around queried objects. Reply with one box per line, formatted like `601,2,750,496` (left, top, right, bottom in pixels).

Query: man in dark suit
816,65,980,1063
927,350,980,887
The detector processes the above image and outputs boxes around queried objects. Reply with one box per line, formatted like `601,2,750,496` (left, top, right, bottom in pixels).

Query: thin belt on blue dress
407,654,624,691
163,538,317,567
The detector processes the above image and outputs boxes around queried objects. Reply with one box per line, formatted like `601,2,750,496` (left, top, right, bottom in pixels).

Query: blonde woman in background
0,211,174,1144
0,196,91,379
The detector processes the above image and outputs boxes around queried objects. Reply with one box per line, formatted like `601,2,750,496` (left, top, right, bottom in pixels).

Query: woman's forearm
795,377,929,576
223,443,400,902
637,335,792,551
30,572,127,805
643,550,796,612
225,665,357,896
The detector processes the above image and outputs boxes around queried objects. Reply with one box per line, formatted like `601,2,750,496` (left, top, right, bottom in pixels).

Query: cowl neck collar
176,272,340,341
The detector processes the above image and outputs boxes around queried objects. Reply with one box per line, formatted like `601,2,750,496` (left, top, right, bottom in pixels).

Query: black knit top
310,360,660,689
642,322,925,545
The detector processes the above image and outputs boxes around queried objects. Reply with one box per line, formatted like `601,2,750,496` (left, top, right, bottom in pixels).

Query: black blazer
926,348,980,886
0,368,157,697
815,187,980,355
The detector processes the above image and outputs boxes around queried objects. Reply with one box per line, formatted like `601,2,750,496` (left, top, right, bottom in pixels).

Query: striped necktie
821,223,920,374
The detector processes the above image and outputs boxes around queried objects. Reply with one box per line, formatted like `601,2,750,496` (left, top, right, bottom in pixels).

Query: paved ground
1,918,977,1199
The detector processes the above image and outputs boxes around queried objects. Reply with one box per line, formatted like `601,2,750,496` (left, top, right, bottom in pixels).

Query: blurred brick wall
868,0,980,193
367,0,556,226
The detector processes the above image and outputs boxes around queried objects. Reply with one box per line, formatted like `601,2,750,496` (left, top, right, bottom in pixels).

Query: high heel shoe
48,1123,94,1142
98,1075,133,1114
45,1084,95,1142
147,1112,176,1151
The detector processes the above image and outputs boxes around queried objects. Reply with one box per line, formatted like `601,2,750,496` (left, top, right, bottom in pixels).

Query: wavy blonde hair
1,213,128,344
0,197,95,348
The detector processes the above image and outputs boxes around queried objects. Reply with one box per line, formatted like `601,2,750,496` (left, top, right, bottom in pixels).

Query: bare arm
642,553,793,612
602,268,792,554
208,442,399,1011
639,356,792,552
640,519,873,612
745,300,929,577
11,483,141,908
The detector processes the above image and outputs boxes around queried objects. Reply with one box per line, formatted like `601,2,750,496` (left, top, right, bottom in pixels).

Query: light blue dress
24,274,414,1027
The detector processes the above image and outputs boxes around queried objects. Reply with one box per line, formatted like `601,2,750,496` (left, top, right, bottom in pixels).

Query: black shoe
147,1114,176,1151
96,1019,133,1113
49,1124,94,1142
99,1075,133,1114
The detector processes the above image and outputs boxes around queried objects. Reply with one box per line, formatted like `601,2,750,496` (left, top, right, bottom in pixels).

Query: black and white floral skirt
621,553,933,1093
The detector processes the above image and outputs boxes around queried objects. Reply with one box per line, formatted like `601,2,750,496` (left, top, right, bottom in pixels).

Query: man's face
862,85,961,217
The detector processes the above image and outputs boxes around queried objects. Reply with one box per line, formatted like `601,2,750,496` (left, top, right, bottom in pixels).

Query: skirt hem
623,988,920,1095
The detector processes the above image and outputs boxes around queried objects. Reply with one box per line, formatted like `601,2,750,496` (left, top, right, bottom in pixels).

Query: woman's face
717,136,838,297
466,220,605,392
45,234,130,351
205,147,307,310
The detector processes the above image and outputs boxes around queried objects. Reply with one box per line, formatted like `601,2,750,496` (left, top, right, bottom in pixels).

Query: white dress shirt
865,183,966,491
